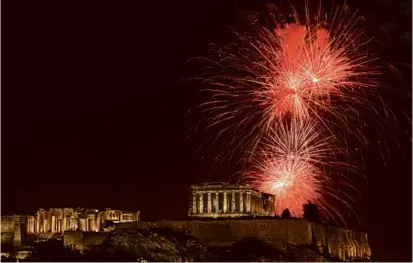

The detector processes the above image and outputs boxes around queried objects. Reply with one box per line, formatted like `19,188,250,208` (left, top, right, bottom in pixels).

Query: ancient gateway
189,183,275,217
26,208,140,234
1,208,140,246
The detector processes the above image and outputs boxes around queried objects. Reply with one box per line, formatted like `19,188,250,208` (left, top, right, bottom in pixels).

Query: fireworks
247,154,324,217
198,2,379,221
244,119,331,216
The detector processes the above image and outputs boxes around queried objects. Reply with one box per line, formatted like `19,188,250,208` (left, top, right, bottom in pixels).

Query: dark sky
2,0,412,261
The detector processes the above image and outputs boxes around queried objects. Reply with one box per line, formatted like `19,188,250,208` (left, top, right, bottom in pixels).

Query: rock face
13,218,370,261
117,219,371,261
85,227,330,262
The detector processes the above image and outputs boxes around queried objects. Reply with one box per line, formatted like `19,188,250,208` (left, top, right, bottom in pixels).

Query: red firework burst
244,119,330,217
201,3,377,138
196,2,377,222
246,154,323,217
243,120,355,221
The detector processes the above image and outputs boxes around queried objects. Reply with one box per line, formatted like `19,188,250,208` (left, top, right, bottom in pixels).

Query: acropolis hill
1,183,372,261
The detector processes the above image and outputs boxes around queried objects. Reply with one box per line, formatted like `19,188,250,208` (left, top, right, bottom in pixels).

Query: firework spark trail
197,2,380,221
244,119,328,217
244,119,358,220
200,5,378,157
246,154,324,217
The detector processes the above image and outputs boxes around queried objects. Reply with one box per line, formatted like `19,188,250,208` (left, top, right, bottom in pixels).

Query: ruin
188,182,275,217
26,207,139,234
1,207,140,246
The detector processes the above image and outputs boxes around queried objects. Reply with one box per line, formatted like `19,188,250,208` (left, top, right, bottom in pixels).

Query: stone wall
63,231,109,252
121,219,371,261
1,216,15,244
1,215,27,245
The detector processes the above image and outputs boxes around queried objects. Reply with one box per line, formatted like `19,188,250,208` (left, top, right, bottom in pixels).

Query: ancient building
189,183,275,218
1,208,140,246
26,208,140,234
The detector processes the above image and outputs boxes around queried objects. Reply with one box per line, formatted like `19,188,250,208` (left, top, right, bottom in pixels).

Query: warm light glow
312,77,320,83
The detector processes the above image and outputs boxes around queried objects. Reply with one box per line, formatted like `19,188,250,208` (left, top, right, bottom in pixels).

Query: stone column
192,192,197,214
36,214,41,233
27,220,31,233
43,219,48,233
214,192,219,213
207,192,212,213
199,192,204,213
239,192,244,213
91,218,96,232
246,192,251,212
51,215,56,233
27,220,30,233
232,191,236,212
63,217,67,232
96,213,101,232
79,218,87,231
223,192,227,213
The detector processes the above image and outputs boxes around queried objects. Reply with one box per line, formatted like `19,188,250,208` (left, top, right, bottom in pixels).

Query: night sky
2,0,412,261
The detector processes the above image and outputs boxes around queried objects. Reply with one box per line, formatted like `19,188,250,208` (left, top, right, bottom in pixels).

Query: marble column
232,191,236,212
91,218,96,232
223,192,227,213
43,219,48,233
96,213,101,232
27,220,31,233
246,192,251,212
239,192,244,213
214,192,219,213
207,192,212,213
51,216,56,233
192,192,197,214
199,192,204,213
79,218,86,231
63,217,67,232
36,214,41,233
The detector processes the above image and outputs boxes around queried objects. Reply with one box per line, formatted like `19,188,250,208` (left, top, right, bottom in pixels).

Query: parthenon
189,183,275,217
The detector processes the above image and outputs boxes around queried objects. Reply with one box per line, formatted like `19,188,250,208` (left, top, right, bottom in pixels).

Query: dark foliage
303,203,321,223
281,208,291,219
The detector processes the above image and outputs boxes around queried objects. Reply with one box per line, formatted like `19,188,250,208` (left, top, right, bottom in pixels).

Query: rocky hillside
8,223,367,261
82,227,334,262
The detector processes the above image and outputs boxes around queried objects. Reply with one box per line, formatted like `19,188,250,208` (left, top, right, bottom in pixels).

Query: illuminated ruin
188,182,275,218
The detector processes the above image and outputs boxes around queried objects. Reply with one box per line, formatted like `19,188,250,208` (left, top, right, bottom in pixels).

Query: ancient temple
25,207,139,234
188,183,275,218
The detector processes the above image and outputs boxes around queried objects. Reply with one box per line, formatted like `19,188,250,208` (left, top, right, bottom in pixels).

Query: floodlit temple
188,182,275,218
25,207,140,234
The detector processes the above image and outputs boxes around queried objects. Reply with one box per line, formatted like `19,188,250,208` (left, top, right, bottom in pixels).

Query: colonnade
192,190,263,215
27,214,100,234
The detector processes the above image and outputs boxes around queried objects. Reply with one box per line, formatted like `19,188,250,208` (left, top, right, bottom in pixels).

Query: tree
303,203,321,223
281,209,291,219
